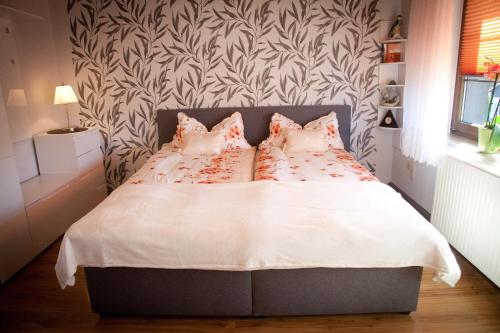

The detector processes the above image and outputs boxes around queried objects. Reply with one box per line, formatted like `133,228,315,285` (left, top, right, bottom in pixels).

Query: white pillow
172,112,251,150
283,129,328,154
181,131,224,155
259,112,344,150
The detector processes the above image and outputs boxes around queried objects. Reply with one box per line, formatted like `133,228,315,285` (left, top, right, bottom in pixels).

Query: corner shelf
381,39,407,44
377,126,401,131
380,62,406,66
378,18,407,139
377,105,403,109
379,84,405,88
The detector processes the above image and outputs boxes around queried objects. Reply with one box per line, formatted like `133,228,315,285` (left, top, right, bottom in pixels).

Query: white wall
391,148,437,212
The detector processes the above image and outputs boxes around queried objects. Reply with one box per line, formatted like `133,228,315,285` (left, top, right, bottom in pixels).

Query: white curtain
401,0,463,165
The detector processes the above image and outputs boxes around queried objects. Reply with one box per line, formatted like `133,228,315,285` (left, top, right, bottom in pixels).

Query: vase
478,127,493,151
478,126,500,153
485,125,500,154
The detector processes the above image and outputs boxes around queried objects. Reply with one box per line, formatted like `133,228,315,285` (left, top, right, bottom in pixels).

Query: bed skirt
84,266,422,317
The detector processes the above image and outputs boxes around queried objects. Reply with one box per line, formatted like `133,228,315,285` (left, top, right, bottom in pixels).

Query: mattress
128,145,256,184
255,146,377,182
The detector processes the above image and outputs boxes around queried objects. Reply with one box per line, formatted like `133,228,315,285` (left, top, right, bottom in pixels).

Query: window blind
458,0,500,75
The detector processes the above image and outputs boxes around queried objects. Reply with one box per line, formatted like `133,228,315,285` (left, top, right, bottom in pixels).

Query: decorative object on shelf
381,86,400,106
51,84,87,135
478,58,500,153
383,42,402,63
379,110,398,128
388,15,404,39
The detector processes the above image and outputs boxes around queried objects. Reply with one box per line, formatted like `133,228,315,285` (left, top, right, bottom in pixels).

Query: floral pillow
304,112,344,149
171,112,208,148
260,113,302,148
211,112,251,150
260,112,344,149
172,112,251,150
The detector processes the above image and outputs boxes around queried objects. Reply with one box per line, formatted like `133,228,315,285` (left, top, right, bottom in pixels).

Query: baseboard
388,182,431,221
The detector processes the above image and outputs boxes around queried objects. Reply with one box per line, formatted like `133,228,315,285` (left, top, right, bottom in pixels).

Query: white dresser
26,129,107,256
0,124,107,283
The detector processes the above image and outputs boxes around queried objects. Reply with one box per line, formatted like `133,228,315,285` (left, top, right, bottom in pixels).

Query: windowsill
447,134,500,178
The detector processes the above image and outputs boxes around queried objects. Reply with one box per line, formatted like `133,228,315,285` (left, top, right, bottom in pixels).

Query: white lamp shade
7,89,27,107
54,85,78,105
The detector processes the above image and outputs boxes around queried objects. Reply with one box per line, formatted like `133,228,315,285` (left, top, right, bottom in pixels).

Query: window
451,0,500,138
453,75,498,137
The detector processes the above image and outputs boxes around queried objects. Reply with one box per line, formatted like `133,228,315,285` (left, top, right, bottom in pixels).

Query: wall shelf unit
377,105,403,109
377,12,408,133
379,84,405,88
378,34,407,131
377,126,402,131
381,39,407,44
380,62,406,66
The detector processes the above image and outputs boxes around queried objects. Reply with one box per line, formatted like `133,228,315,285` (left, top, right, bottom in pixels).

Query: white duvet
127,145,256,184
56,181,460,289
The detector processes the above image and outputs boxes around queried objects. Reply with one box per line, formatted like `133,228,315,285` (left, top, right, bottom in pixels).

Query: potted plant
478,58,500,153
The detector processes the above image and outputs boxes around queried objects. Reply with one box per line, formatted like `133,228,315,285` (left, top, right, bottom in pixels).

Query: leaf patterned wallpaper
68,0,381,189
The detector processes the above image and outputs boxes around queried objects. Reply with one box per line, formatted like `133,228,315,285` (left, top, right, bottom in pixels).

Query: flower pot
485,125,500,153
478,127,493,151
478,126,500,154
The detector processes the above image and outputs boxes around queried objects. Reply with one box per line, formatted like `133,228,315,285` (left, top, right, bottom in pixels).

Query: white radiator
431,155,500,287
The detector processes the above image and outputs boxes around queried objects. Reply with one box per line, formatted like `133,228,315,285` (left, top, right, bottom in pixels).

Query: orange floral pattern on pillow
259,113,302,149
260,112,344,149
254,146,377,183
172,112,251,150
212,112,251,150
303,112,344,149
171,112,208,148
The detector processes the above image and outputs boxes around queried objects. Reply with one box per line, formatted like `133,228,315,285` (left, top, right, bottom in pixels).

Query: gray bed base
85,267,422,316
83,106,423,317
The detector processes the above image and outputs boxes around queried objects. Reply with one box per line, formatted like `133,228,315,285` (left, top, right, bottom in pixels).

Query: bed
56,105,460,317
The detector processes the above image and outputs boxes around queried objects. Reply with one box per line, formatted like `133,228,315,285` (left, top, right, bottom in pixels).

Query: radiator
431,155,500,287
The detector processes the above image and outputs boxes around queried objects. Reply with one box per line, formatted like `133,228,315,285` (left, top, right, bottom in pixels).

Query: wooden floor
1,239,499,333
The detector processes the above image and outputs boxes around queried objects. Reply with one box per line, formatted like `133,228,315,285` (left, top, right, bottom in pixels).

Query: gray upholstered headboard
157,105,351,151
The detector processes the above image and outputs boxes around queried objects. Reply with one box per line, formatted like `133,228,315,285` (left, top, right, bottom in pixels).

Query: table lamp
48,84,87,134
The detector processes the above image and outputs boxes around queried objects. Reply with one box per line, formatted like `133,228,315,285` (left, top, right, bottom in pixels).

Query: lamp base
46,127,88,135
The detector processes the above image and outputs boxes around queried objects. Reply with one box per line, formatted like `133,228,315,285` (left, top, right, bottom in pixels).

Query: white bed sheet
128,145,256,184
56,180,460,289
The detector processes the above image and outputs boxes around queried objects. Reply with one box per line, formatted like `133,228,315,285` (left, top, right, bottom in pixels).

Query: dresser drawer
77,148,103,174
73,128,101,156
72,164,107,216
89,183,108,209
25,183,80,255
0,211,33,283
24,164,107,256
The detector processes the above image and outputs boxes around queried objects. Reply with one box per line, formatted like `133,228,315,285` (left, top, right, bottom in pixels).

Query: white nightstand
34,128,102,175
